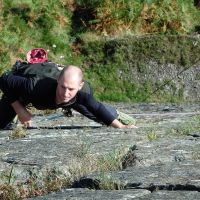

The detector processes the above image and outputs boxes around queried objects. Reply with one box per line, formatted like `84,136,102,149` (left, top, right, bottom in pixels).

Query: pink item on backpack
26,48,48,64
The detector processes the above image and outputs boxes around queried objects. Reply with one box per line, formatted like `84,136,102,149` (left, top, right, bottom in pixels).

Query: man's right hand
18,111,32,127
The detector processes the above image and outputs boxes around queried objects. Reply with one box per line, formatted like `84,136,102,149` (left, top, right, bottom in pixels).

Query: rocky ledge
0,103,200,199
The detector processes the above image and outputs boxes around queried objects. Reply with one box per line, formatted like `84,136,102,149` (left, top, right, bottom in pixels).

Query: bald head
59,65,83,83
56,65,84,104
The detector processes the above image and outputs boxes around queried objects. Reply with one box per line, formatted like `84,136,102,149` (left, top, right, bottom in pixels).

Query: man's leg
0,96,16,129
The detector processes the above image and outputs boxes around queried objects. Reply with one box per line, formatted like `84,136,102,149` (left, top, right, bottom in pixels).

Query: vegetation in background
0,0,77,74
1,2,200,199
0,0,200,102
74,0,200,35
81,35,200,102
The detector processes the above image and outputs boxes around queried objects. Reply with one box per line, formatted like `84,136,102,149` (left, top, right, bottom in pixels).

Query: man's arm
76,92,137,128
11,100,32,127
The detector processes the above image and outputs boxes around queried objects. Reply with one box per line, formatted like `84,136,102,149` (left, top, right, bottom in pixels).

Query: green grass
147,131,158,141
74,0,200,35
80,34,200,102
0,0,74,74
9,127,27,139
192,151,200,160
98,172,125,190
166,115,200,136
1,0,200,102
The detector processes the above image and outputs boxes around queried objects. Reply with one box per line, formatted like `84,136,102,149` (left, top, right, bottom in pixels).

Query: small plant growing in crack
73,138,93,158
97,148,125,172
169,125,195,136
0,165,16,185
167,115,200,137
147,131,158,141
98,172,125,190
42,168,71,193
9,127,27,139
121,145,137,169
192,151,200,160
68,147,127,182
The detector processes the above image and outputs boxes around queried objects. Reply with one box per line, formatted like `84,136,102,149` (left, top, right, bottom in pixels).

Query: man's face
56,75,83,104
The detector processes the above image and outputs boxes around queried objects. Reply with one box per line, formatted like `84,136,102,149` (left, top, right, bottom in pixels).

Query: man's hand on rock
11,100,32,127
121,124,138,129
111,119,138,129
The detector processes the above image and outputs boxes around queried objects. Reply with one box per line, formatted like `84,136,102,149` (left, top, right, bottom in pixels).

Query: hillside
0,0,200,102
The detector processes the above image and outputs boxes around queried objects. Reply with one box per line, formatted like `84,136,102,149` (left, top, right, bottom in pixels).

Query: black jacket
0,73,115,125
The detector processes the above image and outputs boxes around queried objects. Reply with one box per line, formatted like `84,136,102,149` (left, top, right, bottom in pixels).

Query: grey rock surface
137,191,200,200
0,103,200,199
133,138,200,166
87,161,200,189
127,60,200,101
28,188,151,200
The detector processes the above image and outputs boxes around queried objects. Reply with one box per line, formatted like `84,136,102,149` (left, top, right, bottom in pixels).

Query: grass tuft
147,131,158,141
9,127,27,139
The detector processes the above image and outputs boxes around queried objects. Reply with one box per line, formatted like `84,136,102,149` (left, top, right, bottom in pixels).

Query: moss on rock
80,34,200,102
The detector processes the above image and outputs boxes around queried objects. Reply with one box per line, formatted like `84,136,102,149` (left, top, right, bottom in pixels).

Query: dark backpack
12,60,92,94
12,60,61,79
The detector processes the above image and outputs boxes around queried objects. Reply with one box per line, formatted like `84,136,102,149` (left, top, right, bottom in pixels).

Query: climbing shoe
117,110,136,125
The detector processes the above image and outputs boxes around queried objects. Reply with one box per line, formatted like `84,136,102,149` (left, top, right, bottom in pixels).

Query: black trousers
0,72,32,129
0,95,16,129
0,99,118,129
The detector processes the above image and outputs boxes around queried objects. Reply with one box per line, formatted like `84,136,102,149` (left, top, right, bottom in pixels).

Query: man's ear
79,81,84,90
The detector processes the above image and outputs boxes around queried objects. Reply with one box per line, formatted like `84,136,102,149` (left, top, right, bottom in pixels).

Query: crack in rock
148,183,200,193
121,145,137,169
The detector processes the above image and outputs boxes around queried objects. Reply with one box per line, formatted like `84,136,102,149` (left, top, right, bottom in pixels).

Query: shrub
74,0,200,35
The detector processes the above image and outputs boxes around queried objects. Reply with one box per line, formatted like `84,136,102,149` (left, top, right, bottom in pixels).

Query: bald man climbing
0,65,137,129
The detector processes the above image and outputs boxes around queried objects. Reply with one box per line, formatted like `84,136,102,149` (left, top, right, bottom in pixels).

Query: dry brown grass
0,146,128,198
9,127,27,139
